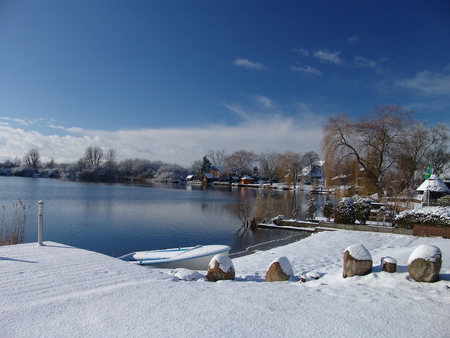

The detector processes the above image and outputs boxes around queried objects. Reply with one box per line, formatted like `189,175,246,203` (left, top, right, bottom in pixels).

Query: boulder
343,244,373,278
381,256,397,273
206,254,235,282
408,244,442,282
265,256,293,282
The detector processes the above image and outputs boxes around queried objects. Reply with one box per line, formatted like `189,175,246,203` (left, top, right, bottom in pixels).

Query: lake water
0,176,334,257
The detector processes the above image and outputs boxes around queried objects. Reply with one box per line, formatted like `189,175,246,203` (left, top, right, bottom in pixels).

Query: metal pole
37,201,44,246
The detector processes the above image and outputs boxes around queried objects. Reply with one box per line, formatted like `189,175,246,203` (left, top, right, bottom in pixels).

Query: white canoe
118,244,230,270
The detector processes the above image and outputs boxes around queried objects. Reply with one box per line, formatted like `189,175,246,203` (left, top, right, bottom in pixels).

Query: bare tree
83,146,104,168
424,123,450,174
23,148,41,170
119,158,134,177
224,150,256,177
104,148,117,169
190,159,203,177
322,105,412,196
13,156,21,167
45,158,55,169
234,196,253,227
258,151,279,184
395,123,435,187
206,149,226,167
275,151,303,188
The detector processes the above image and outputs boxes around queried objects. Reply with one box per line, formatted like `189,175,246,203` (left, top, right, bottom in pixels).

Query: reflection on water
0,177,336,257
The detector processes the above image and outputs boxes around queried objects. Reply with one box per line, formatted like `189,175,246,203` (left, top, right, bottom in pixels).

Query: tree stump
381,256,397,273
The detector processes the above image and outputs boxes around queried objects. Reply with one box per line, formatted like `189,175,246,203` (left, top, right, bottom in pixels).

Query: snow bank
1,231,450,337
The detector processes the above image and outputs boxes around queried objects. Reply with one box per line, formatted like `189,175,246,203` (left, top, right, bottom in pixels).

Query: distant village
1,106,449,200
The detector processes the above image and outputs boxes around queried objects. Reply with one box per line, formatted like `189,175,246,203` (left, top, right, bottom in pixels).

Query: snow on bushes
334,197,356,225
354,198,372,225
394,206,450,228
306,199,317,220
321,200,334,221
437,195,450,207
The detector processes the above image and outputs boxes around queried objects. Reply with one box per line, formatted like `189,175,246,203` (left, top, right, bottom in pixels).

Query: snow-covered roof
416,173,450,193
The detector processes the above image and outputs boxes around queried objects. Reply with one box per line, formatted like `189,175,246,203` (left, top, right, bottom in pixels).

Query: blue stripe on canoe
135,250,229,265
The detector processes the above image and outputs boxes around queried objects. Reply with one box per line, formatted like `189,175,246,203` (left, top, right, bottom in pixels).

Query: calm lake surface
0,176,335,257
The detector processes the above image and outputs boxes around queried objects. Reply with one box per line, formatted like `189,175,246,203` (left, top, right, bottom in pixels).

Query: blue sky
1,0,449,166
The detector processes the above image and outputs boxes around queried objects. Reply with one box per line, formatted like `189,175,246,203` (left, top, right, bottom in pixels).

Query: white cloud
347,35,359,44
0,117,324,167
398,70,450,96
312,49,343,65
1,117,29,126
233,58,266,70
222,103,252,121
290,65,323,76
353,55,388,74
353,55,377,69
252,95,274,108
292,48,310,57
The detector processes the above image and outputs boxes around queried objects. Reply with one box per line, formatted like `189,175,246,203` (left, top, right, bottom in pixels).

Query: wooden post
37,201,44,246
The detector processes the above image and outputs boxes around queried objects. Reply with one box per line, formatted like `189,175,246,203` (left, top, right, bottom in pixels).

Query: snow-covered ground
1,230,449,337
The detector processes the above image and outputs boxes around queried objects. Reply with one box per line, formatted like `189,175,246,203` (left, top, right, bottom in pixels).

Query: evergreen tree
354,198,372,225
334,197,356,224
321,200,334,221
306,199,317,220
200,156,212,178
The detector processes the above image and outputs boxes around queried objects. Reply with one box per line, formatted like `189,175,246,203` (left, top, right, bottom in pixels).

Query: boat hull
118,245,230,270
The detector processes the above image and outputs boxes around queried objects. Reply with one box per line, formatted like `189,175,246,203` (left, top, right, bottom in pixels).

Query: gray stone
408,244,442,282
343,244,373,278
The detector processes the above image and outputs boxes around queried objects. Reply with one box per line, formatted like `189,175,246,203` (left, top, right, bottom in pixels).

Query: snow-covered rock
408,244,442,282
343,244,373,278
206,254,235,282
265,256,294,282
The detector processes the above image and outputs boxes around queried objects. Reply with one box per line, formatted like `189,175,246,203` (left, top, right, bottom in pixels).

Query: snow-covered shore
1,230,449,337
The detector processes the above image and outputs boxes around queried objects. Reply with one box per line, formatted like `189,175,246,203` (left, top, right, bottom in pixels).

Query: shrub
321,200,334,221
394,206,450,228
306,199,317,220
354,198,372,225
334,197,356,224
437,195,450,207
0,200,30,245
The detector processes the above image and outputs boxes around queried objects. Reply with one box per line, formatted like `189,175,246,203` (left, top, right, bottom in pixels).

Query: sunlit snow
1,230,449,337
